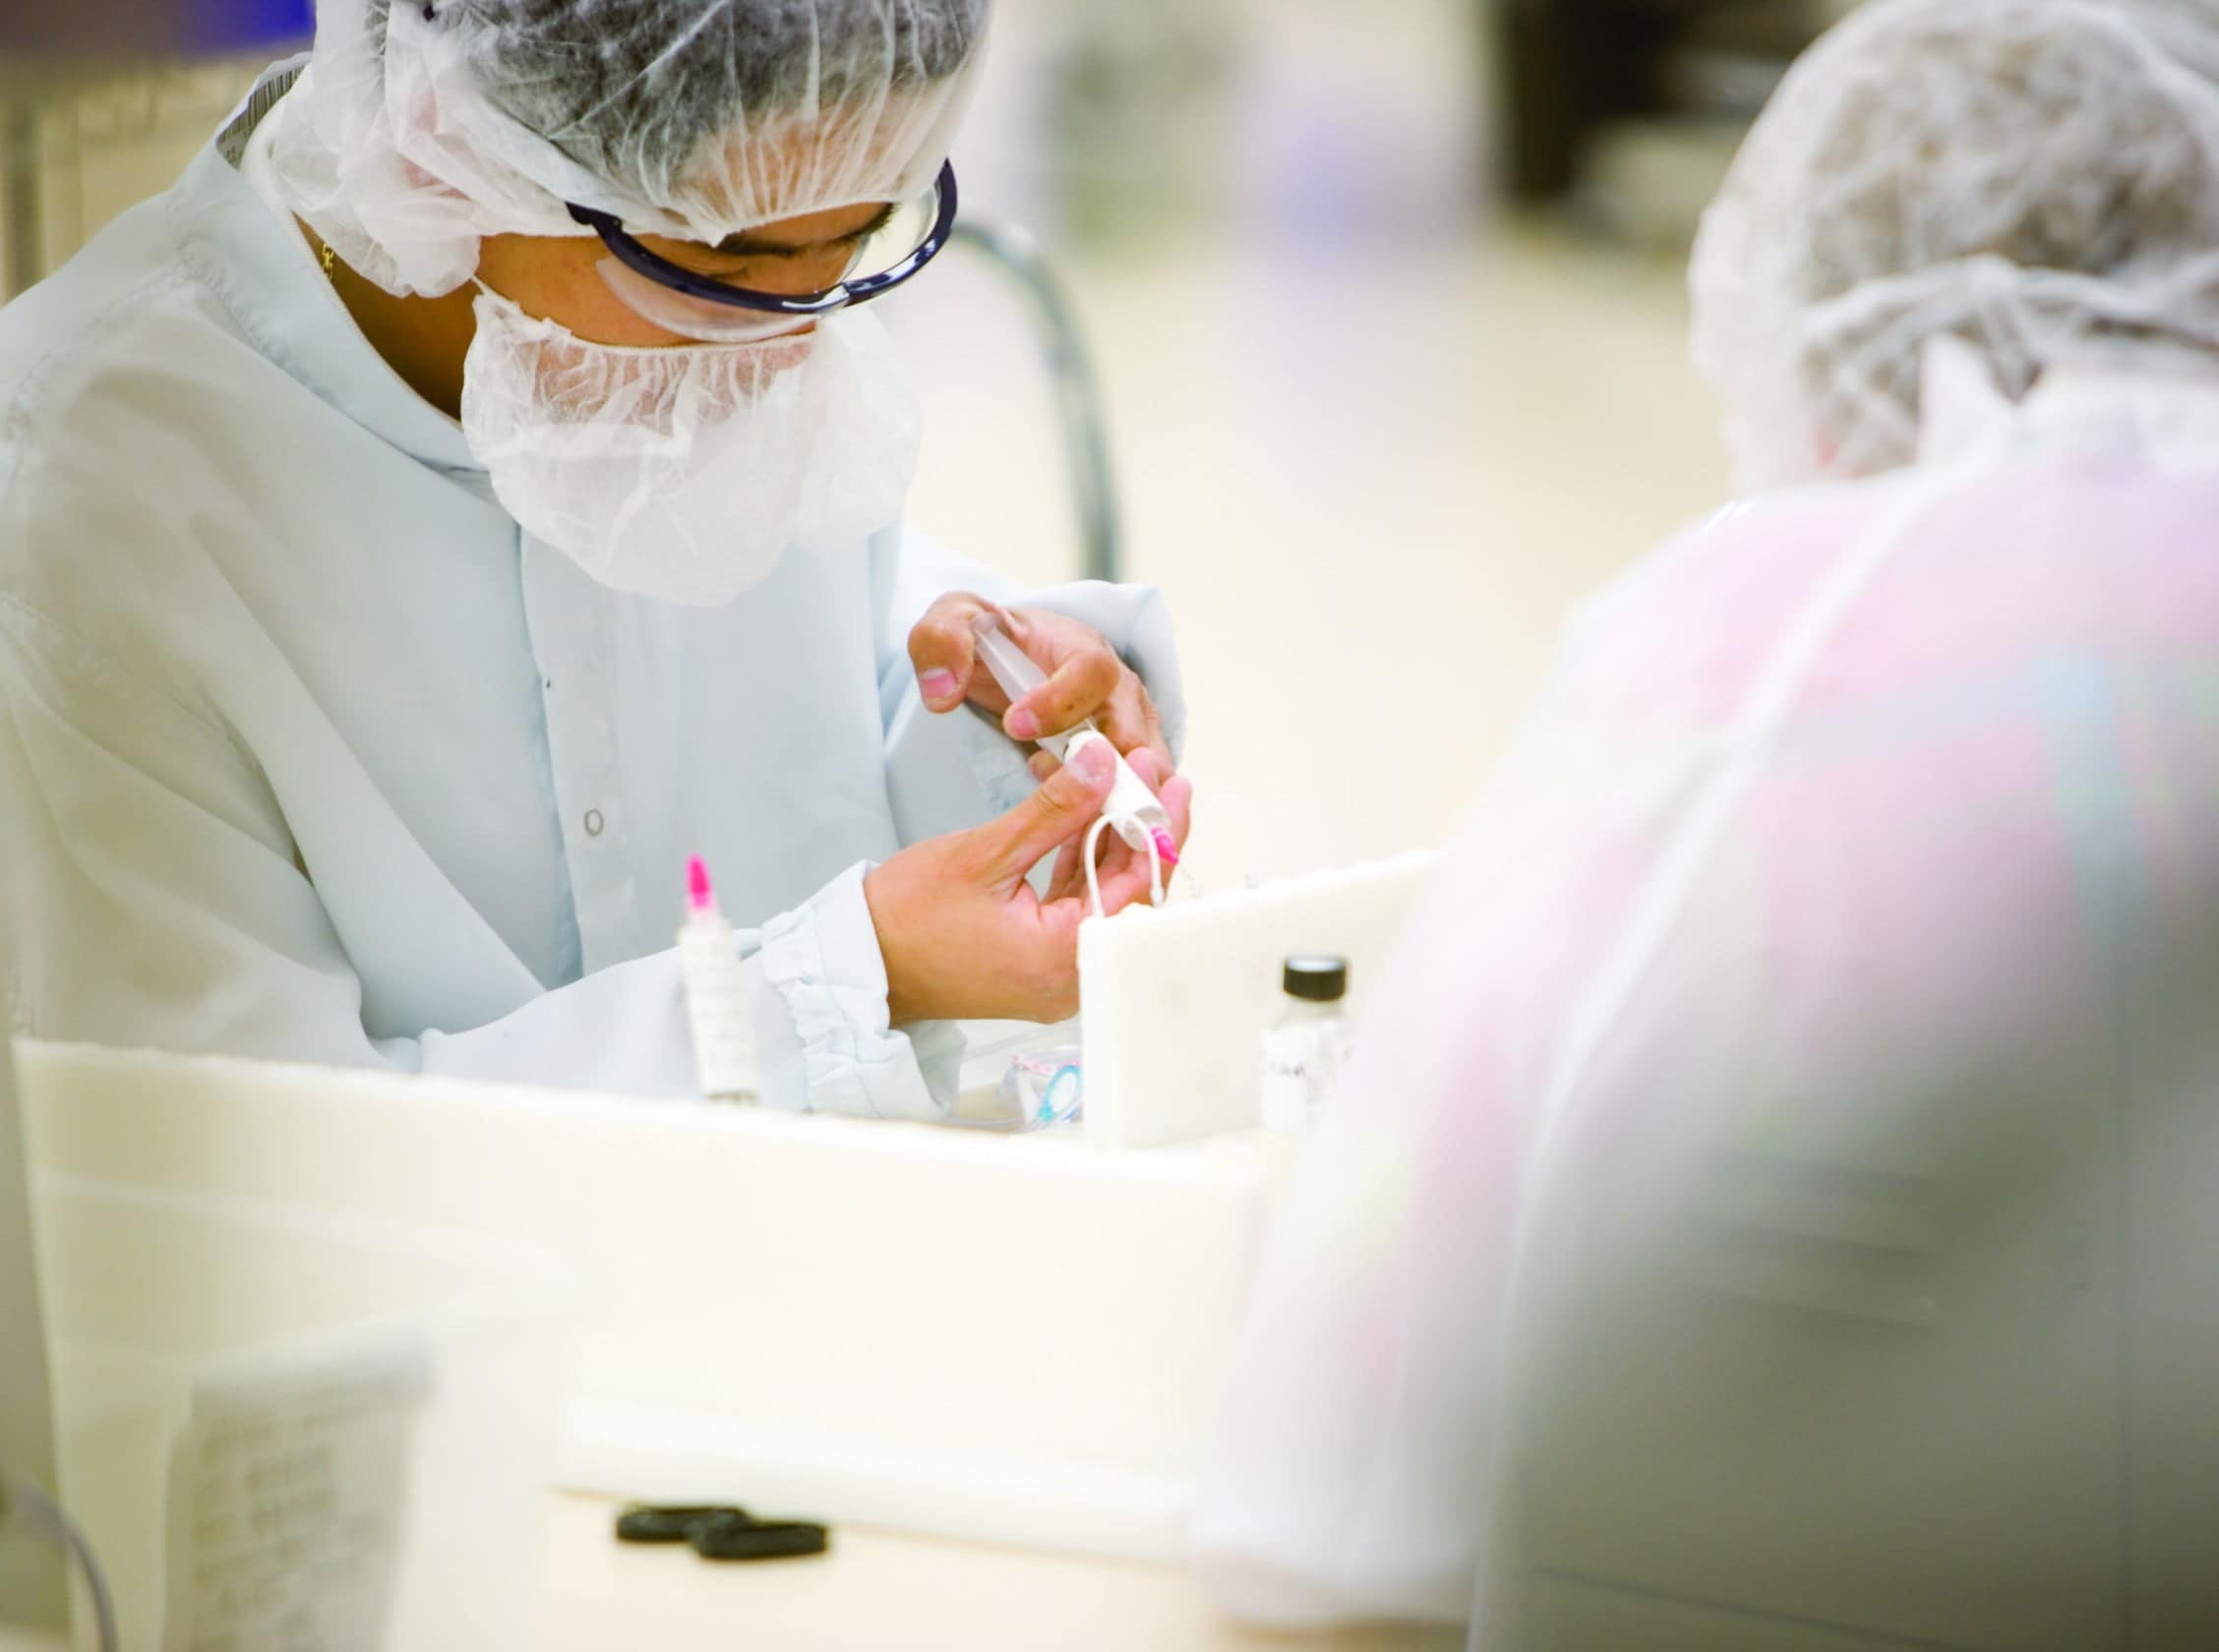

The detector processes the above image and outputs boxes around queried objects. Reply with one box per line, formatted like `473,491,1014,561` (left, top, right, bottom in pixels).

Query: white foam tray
1083,852,1434,1148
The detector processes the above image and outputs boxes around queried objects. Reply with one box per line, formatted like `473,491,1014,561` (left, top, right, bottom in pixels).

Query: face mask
458,286,922,606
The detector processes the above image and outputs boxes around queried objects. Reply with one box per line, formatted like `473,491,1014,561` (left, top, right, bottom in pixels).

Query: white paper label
1260,1027,1314,1136
162,1335,432,1652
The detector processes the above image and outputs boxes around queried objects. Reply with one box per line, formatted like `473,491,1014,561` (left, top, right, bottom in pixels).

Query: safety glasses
566,161,959,344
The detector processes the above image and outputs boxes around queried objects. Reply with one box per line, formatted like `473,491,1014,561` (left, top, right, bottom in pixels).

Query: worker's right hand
863,743,1194,1027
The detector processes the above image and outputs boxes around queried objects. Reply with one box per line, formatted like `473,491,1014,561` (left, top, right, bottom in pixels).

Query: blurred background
0,0,1865,880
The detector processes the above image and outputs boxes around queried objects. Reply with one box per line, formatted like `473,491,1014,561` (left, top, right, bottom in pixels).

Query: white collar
171,60,480,472
1919,338,2219,474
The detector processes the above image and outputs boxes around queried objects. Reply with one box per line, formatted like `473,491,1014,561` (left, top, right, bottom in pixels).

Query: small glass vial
1260,956,1352,1136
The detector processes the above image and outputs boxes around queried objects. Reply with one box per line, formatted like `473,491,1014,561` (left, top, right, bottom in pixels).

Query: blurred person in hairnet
1196,0,2219,1633
0,0,1190,1115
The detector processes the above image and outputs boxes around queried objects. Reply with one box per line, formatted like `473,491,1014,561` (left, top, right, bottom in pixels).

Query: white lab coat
0,65,1183,1117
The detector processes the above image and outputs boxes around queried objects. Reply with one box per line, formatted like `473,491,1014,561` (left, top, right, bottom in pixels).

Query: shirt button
583,808,605,838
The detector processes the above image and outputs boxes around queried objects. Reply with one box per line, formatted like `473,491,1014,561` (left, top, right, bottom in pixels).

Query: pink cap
687,855,716,914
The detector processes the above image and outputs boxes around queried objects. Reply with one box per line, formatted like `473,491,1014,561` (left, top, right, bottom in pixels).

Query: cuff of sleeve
750,861,950,1122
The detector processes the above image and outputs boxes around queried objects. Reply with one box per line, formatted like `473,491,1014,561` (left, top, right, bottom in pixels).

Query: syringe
970,612,1180,872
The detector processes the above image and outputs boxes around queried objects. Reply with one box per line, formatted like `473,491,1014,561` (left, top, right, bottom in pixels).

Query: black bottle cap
1282,956,1349,1003
615,1504,748,1544
692,1515,832,1562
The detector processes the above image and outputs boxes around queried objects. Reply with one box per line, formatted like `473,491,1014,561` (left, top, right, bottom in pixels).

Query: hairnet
270,0,990,297
1690,0,2219,494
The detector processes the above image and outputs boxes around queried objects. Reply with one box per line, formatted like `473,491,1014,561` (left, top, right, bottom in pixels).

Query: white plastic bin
30,1174,567,1652
21,1043,1292,1562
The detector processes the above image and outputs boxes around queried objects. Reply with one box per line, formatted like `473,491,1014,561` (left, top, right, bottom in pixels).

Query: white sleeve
390,864,953,1121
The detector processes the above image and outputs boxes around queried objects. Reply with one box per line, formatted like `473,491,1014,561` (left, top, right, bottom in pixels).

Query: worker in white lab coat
1197,0,2219,1638
0,0,1191,1116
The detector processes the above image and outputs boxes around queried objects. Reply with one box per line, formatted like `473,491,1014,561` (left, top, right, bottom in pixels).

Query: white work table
0,1495,1463,1652
0,1496,1457,1651
22,1037,1454,1649
541,1494,1460,1652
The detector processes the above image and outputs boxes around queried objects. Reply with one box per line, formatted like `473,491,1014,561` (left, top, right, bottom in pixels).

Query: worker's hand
908,594,1176,778
864,742,1195,1026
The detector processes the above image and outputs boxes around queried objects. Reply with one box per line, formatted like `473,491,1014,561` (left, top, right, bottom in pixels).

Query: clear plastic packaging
948,1022,1085,1133
998,1046,1085,1131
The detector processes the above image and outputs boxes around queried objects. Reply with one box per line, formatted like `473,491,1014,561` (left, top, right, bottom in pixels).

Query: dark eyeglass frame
565,160,960,321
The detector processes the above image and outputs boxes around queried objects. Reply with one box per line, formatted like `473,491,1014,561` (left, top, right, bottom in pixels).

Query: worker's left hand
865,741,1195,1026
909,594,1176,778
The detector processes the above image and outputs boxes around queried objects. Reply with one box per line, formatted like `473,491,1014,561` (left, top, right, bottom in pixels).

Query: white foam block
1079,853,1436,1150
16,1044,1287,1563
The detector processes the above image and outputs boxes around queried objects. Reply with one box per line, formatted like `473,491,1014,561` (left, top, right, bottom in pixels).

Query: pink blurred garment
1193,368,2219,1630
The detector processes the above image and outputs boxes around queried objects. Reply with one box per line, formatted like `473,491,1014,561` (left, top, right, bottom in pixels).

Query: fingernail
1006,705,1041,740
1071,741,1113,784
920,669,958,703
